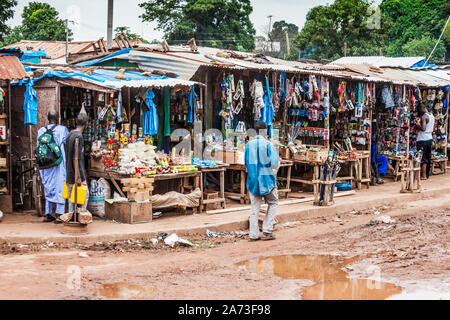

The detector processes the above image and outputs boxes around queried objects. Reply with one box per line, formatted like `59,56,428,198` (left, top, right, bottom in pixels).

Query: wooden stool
356,154,371,190
400,159,421,193
431,158,447,175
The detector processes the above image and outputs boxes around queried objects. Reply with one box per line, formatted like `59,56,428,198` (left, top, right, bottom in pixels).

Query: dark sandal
43,215,55,223
249,237,261,242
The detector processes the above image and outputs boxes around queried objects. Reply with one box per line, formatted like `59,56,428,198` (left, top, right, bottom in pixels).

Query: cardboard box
307,149,329,162
105,201,152,224
279,147,291,160
221,150,244,165
293,151,307,161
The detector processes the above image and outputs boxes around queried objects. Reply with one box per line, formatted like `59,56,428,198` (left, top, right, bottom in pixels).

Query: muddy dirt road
0,194,449,300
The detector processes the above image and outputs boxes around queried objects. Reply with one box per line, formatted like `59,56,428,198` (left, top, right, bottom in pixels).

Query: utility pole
285,31,290,59
344,42,347,57
107,0,114,49
267,15,273,53
65,19,69,59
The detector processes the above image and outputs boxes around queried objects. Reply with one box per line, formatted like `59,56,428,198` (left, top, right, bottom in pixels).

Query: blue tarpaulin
76,48,132,66
143,89,158,135
13,69,170,88
187,85,198,124
411,59,438,68
23,80,38,125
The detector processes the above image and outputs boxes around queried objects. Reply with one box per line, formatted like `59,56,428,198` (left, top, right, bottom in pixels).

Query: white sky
7,0,383,42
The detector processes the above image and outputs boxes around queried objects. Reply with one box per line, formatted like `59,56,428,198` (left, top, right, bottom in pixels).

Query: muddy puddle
236,254,403,300
94,282,156,299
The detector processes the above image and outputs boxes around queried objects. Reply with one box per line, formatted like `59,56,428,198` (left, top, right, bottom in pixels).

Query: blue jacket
244,136,280,196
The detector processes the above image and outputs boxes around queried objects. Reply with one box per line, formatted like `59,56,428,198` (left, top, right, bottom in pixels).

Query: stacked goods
118,142,157,174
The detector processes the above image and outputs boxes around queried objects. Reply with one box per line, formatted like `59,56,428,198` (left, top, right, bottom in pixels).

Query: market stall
328,79,374,189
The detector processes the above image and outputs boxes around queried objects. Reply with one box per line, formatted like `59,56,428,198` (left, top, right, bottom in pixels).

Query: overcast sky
8,0,383,42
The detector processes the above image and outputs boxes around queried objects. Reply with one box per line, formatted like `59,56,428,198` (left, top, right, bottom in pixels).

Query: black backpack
34,125,62,169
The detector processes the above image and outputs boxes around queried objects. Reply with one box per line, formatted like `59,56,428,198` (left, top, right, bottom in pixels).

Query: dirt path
0,193,449,300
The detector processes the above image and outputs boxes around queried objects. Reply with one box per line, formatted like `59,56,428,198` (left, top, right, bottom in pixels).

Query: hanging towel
187,85,198,124
23,80,38,125
143,89,158,135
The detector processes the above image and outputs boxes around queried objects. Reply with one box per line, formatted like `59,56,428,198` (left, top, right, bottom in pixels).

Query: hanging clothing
23,80,38,125
163,87,171,137
260,76,274,137
143,89,158,135
187,85,198,124
38,124,69,207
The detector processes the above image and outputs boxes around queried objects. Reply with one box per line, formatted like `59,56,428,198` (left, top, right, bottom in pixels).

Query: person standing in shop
65,113,89,212
38,110,69,223
245,121,280,241
416,103,435,180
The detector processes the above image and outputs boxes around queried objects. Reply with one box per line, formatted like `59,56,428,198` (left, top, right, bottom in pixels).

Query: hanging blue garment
280,72,286,102
187,85,198,124
23,80,38,125
143,89,158,135
260,76,274,137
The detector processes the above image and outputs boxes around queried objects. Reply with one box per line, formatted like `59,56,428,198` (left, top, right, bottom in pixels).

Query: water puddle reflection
94,282,156,299
236,254,403,300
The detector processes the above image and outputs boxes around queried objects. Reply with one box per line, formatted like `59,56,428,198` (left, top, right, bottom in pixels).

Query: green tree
20,2,72,41
114,26,148,43
268,20,298,58
1,26,24,47
139,0,256,51
0,0,17,44
380,0,449,61
401,34,446,60
288,0,387,61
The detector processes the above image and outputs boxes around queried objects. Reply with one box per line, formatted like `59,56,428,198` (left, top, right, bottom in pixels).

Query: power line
427,15,450,62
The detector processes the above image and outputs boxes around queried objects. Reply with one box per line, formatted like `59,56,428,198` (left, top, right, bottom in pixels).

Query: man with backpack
36,110,69,223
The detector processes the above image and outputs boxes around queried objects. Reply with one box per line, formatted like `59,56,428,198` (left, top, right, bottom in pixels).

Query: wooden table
224,160,293,204
225,164,250,204
290,160,323,196
199,163,229,212
88,169,201,198
274,160,293,199
384,154,408,181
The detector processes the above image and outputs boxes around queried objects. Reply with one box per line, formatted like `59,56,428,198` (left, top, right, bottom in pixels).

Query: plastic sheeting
151,188,202,209
143,89,158,135
23,80,38,125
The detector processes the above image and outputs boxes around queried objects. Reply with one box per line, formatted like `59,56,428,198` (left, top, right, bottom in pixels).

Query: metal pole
267,15,273,53
65,19,68,60
107,0,114,49
285,31,290,58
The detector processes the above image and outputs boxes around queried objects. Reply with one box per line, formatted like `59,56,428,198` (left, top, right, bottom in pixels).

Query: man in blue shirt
245,121,280,241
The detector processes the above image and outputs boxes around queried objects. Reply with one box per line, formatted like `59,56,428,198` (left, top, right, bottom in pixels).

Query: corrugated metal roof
5,40,142,60
334,63,450,87
0,55,29,80
331,56,425,68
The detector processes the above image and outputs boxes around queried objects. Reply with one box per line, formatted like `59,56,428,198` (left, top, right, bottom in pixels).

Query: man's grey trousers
249,188,278,239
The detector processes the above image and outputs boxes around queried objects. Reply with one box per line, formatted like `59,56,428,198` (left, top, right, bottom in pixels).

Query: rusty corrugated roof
0,55,28,80
5,39,143,60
